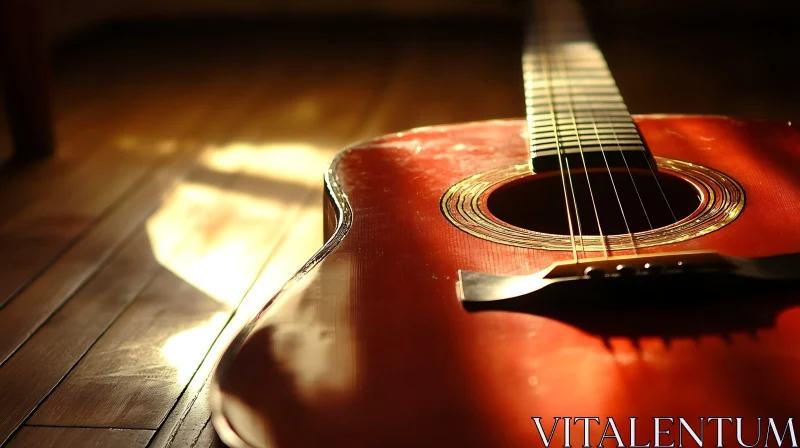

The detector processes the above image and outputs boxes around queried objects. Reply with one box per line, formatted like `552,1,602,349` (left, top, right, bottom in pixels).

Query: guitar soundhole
486,169,701,236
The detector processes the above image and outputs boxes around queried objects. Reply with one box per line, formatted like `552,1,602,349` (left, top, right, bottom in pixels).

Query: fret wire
530,126,639,134
529,94,624,102
532,134,643,143
535,141,645,147
524,0,652,176
535,147,646,158
521,0,670,259
532,128,642,137
527,91,623,99
542,128,642,137
533,142,644,152
527,115,634,126
531,130,639,138
528,111,633,118
547,0,606,256
528,104,630,112
532,138,644,146
552,12,608,258
532,135,641,143
527,96,625,104
525,79,617,88
528,67,613,75
529,122,638,131
525,7,579,260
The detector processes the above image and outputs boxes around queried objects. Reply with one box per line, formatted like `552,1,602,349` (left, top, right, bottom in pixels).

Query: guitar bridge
458,251,800,311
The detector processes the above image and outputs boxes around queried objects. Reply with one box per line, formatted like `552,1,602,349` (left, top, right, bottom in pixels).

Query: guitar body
212,116,800,448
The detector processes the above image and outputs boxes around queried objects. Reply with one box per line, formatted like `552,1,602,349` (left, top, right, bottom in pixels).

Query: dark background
44,0,800,121
0,2,797,446
7,0,800,150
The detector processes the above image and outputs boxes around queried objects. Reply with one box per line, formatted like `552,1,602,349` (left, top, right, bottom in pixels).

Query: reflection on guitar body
211,1,800,447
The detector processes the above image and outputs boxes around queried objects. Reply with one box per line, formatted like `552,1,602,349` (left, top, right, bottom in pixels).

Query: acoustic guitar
211,1,800,446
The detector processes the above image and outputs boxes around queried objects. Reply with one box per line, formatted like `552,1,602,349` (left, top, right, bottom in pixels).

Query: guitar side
212,116,800,448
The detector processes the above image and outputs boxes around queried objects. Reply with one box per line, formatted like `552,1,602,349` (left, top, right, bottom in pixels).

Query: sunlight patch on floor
145,140,330,380
198,141,333,186
146,141,327,305
160,312,231,383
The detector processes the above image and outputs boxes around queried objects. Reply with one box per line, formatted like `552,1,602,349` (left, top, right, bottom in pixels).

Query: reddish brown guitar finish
212,116,800,448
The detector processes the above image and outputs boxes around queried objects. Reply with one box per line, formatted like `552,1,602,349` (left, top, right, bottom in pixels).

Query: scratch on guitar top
366,138,424,150
664,128,686,139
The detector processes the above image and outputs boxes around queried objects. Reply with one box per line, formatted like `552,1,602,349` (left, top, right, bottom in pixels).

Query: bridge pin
583,267,605,279
616,264,636,276
677,261,695,274
643,263,663,274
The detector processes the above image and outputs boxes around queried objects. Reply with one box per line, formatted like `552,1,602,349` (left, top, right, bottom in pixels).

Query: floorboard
0,19,533,447
8,426,153,448
0,29,287,444
148,25,524,447
0,43,237,233
17,23,403,436
148,189,324,447
0,65,239,310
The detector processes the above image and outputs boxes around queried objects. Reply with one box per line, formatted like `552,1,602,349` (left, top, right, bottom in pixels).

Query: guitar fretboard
524,0,654,173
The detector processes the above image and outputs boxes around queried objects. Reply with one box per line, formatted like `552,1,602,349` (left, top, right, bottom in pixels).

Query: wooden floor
0,17,796,448
0,19,525,448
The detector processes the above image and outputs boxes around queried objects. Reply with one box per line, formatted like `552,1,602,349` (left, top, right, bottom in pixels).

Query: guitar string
557,0,673,239
552,35,609,259
524,35,538,175
542,46,587,257
529,0,667,259
550,0,663,258
641,148,677,222
590,108,638,255
610,117,654,232
564,156,586,255
575,43,643,254
560,0,638,255
525,16,579,261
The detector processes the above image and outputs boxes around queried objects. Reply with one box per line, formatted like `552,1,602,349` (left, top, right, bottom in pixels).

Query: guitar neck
523,0,655,173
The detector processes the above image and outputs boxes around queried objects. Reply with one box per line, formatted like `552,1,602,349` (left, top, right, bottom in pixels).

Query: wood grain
354,25,522,141
0,15,792,448
0,27,287,369
150,190,324,447
0,28,268,304
27,34,398,430
29,269,232,428
0,83,215,309
0,19,526,445
0,59,271,444
0,39,234,224
213,116,800,448
0,93,234,367
150,28,525,446
8,426,153,448
0,231,160,444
